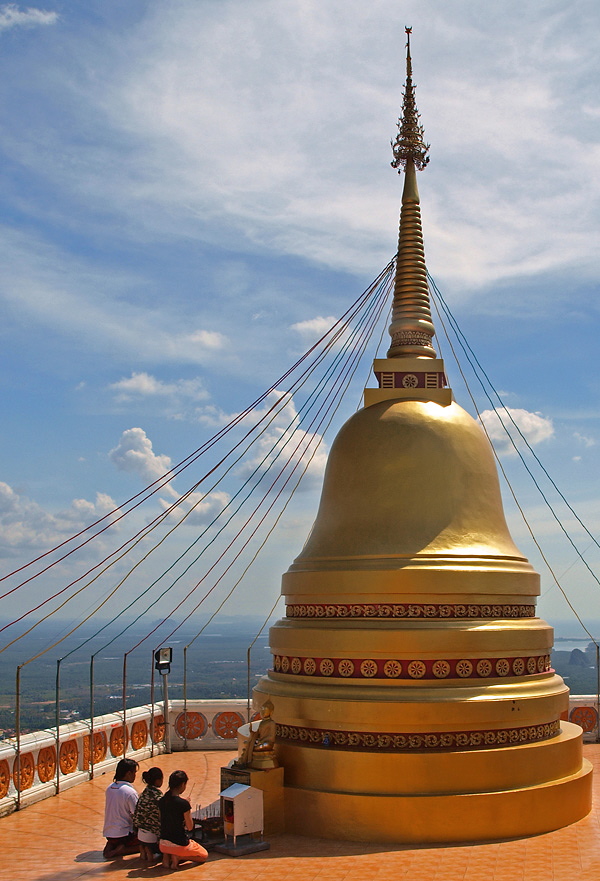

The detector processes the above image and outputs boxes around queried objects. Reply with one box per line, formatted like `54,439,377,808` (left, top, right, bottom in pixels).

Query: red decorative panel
59,740,79,774
374,371,446,390
93,731,107,763
151,715,165,743
37,746,57,783
212,711,244,739
273,654,552,681
131,720,148,750
570,706,598,733
175,711,207,740
0,759,9,798
82,735,91,769
13,753,35,791
109,725,128,758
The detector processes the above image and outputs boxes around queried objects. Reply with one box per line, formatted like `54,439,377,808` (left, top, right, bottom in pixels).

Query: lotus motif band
286,603,536,619
276,719,561,752
273,654,551,679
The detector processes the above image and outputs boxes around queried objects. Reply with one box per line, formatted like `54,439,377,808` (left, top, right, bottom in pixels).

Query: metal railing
2,693,598,818
0,698,248,817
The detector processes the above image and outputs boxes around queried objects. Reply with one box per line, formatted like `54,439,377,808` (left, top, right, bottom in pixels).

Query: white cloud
236,391,328,491
195,389,294,431
107,427,232,525
479,407,554,456
0,4,57,31
109,427,175,490
0,481,118,557
186,330,227,350
110,372,170,398
195,404,237,429
290,313,357,356
159,489,230,526
1,2,598,338
0,226,230,367
194,390,329,490
56,0,595,297
574,432,595,449
290,316,338,343
198,392,330,492
109,372,209,404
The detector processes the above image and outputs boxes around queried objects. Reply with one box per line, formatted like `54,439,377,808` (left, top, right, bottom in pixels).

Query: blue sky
1,0,600,645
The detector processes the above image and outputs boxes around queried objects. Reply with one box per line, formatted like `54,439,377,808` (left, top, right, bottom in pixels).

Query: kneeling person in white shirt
103,758,140,859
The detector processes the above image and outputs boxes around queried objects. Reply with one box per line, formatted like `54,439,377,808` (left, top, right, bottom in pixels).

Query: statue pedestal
221,766,285,834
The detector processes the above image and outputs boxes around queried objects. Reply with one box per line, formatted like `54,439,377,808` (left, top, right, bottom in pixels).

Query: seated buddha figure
239,700,278,769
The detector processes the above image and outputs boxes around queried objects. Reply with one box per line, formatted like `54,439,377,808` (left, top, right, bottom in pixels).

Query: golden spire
387,26,436,360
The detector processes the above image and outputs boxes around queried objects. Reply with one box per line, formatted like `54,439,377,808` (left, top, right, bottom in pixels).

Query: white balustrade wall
0,696,597,818
0,699,249,818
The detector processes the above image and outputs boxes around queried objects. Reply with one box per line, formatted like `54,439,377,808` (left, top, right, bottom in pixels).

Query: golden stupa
254,29,592,843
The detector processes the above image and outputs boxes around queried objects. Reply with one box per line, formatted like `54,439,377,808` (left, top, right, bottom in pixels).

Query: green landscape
552,641,600,696
0,617,272,735
1,621,598,738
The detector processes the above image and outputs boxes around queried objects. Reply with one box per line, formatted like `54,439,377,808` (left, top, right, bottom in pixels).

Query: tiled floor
2,746,600,881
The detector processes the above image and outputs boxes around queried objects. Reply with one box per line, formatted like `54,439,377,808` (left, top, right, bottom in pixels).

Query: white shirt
103,781,138,838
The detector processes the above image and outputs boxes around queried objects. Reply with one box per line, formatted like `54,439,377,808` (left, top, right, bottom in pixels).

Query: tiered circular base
280,726,591,843
254,668,592,842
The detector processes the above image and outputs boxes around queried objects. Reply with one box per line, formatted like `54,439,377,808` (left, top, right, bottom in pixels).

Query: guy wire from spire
77,276,392,661
6,268,393,667
0,262,394,638
429,281,595,643
1,264,394,590
428,272,600,592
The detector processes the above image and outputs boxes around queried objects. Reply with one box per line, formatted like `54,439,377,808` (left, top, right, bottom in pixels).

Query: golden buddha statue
238,701,278,770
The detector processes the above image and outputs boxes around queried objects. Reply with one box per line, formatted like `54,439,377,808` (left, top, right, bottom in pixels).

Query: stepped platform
2,746,600,881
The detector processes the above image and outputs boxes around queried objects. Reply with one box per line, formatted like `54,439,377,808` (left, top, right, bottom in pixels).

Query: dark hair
114,758,139,781
142,766,163,786
168,770,188,791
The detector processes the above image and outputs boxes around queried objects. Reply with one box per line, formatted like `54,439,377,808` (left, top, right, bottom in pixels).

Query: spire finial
364,28,451,405
391,26,430,172
387,27,437,361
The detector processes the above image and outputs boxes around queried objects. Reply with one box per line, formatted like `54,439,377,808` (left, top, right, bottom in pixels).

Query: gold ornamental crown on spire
387,26,436,360
391,27,430,172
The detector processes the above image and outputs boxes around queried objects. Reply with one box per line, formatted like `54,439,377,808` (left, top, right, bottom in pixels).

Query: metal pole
247,646,252,723
150,650,155,758
15,665,22,810
162,671,171,754
183,646,188,751
596,643,600,743
55,659,61,795
90,655,95,779
122,654,128,757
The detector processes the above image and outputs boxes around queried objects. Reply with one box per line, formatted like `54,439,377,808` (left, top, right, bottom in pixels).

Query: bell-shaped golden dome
298,399,522,562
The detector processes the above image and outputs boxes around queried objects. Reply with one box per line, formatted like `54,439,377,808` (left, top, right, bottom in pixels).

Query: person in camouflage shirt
133,767,163,861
